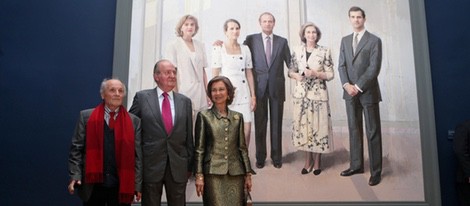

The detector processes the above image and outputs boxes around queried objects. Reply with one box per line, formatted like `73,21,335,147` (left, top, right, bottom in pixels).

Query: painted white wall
127,0,418,124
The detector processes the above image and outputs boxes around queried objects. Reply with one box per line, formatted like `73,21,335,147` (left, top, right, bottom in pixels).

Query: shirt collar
262,33,272,40
156,87,174,100
354,29,366,39
210,106,230,120
104,105,119,113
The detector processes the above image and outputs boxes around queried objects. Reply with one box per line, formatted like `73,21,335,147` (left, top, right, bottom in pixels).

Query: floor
157,120,424,204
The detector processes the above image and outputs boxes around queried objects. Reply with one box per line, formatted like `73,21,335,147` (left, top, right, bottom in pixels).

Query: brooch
234,114,240,120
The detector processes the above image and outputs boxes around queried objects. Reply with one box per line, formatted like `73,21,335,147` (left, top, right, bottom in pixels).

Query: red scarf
85,103,135,204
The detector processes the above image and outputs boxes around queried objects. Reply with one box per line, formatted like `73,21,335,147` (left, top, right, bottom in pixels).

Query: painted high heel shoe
301,164,314,174
313,169,322,175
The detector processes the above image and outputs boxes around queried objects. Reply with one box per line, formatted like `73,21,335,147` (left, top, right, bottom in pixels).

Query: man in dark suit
129,59,194,206
338,6,383,186
244,12,291,169
454,120,470,206
68,78,142,205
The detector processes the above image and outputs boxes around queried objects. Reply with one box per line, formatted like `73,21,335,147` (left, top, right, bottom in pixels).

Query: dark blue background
0,0,116,205
0,0,469,205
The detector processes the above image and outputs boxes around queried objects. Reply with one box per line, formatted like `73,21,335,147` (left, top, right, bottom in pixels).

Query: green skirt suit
195,107,253,206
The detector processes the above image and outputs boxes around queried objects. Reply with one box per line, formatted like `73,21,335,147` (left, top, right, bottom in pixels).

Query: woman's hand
304,69,322,79
250,96,256,111
195,174,204,197
244,174,252,192
290,72,304,81
304,69,316,78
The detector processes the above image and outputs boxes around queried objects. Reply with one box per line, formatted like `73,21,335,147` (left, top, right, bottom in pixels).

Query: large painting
114,0,440,205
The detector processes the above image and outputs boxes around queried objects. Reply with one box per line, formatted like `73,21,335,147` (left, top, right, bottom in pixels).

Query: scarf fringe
119,193,135,204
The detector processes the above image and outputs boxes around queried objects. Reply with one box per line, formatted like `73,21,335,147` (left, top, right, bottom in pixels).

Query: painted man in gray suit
338,6,383,186
129,59,194,205
244,12,291,169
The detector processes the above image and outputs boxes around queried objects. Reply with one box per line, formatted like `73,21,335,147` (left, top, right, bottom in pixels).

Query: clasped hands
290,67,320,81
344,83,359,97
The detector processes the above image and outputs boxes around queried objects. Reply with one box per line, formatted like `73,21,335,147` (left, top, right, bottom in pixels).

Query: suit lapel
270,35,281,66
299,46,308,72
172,93,181,129
255,33,268,66
343,34,353,59
353,31,370,61
146,89,167,135
178,38,199,77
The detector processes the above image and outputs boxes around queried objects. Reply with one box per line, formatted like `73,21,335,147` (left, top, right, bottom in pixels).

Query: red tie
162,92,173,134
109,111,116,130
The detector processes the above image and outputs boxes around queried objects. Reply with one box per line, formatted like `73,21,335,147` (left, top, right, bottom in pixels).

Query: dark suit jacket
338,31,382,103
194,108,252,176
454,120,470,183
68,108,142,202
129,88,194,184
244,33,291,101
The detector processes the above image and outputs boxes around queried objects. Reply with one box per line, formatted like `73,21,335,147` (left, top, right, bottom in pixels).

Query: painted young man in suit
68,79,142,205
338,6,383,186
129,59,194,206
244,12,291,169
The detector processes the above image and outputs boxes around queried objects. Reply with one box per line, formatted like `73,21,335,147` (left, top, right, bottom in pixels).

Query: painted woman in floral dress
288,22,334,175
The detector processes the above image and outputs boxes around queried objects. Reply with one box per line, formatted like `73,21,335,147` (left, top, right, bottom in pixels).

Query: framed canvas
112,0,440,205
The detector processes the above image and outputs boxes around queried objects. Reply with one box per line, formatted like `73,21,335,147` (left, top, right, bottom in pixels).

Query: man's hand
213,40,223,46
344,84,359,97
207,96,213,107
68,179,81,194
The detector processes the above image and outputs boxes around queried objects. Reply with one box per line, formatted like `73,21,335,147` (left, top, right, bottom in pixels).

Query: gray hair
99,78,126,95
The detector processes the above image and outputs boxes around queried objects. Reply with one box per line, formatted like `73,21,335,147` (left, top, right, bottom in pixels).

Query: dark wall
0,0,469,205
425,1,470,206
0,0,116,205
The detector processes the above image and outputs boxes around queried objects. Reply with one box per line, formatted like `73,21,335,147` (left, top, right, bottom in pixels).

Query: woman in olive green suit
194,76,254,206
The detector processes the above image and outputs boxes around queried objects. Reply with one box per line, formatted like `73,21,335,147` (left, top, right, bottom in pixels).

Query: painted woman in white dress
212,19,256,146
165,15,210,117
288,22,334,175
